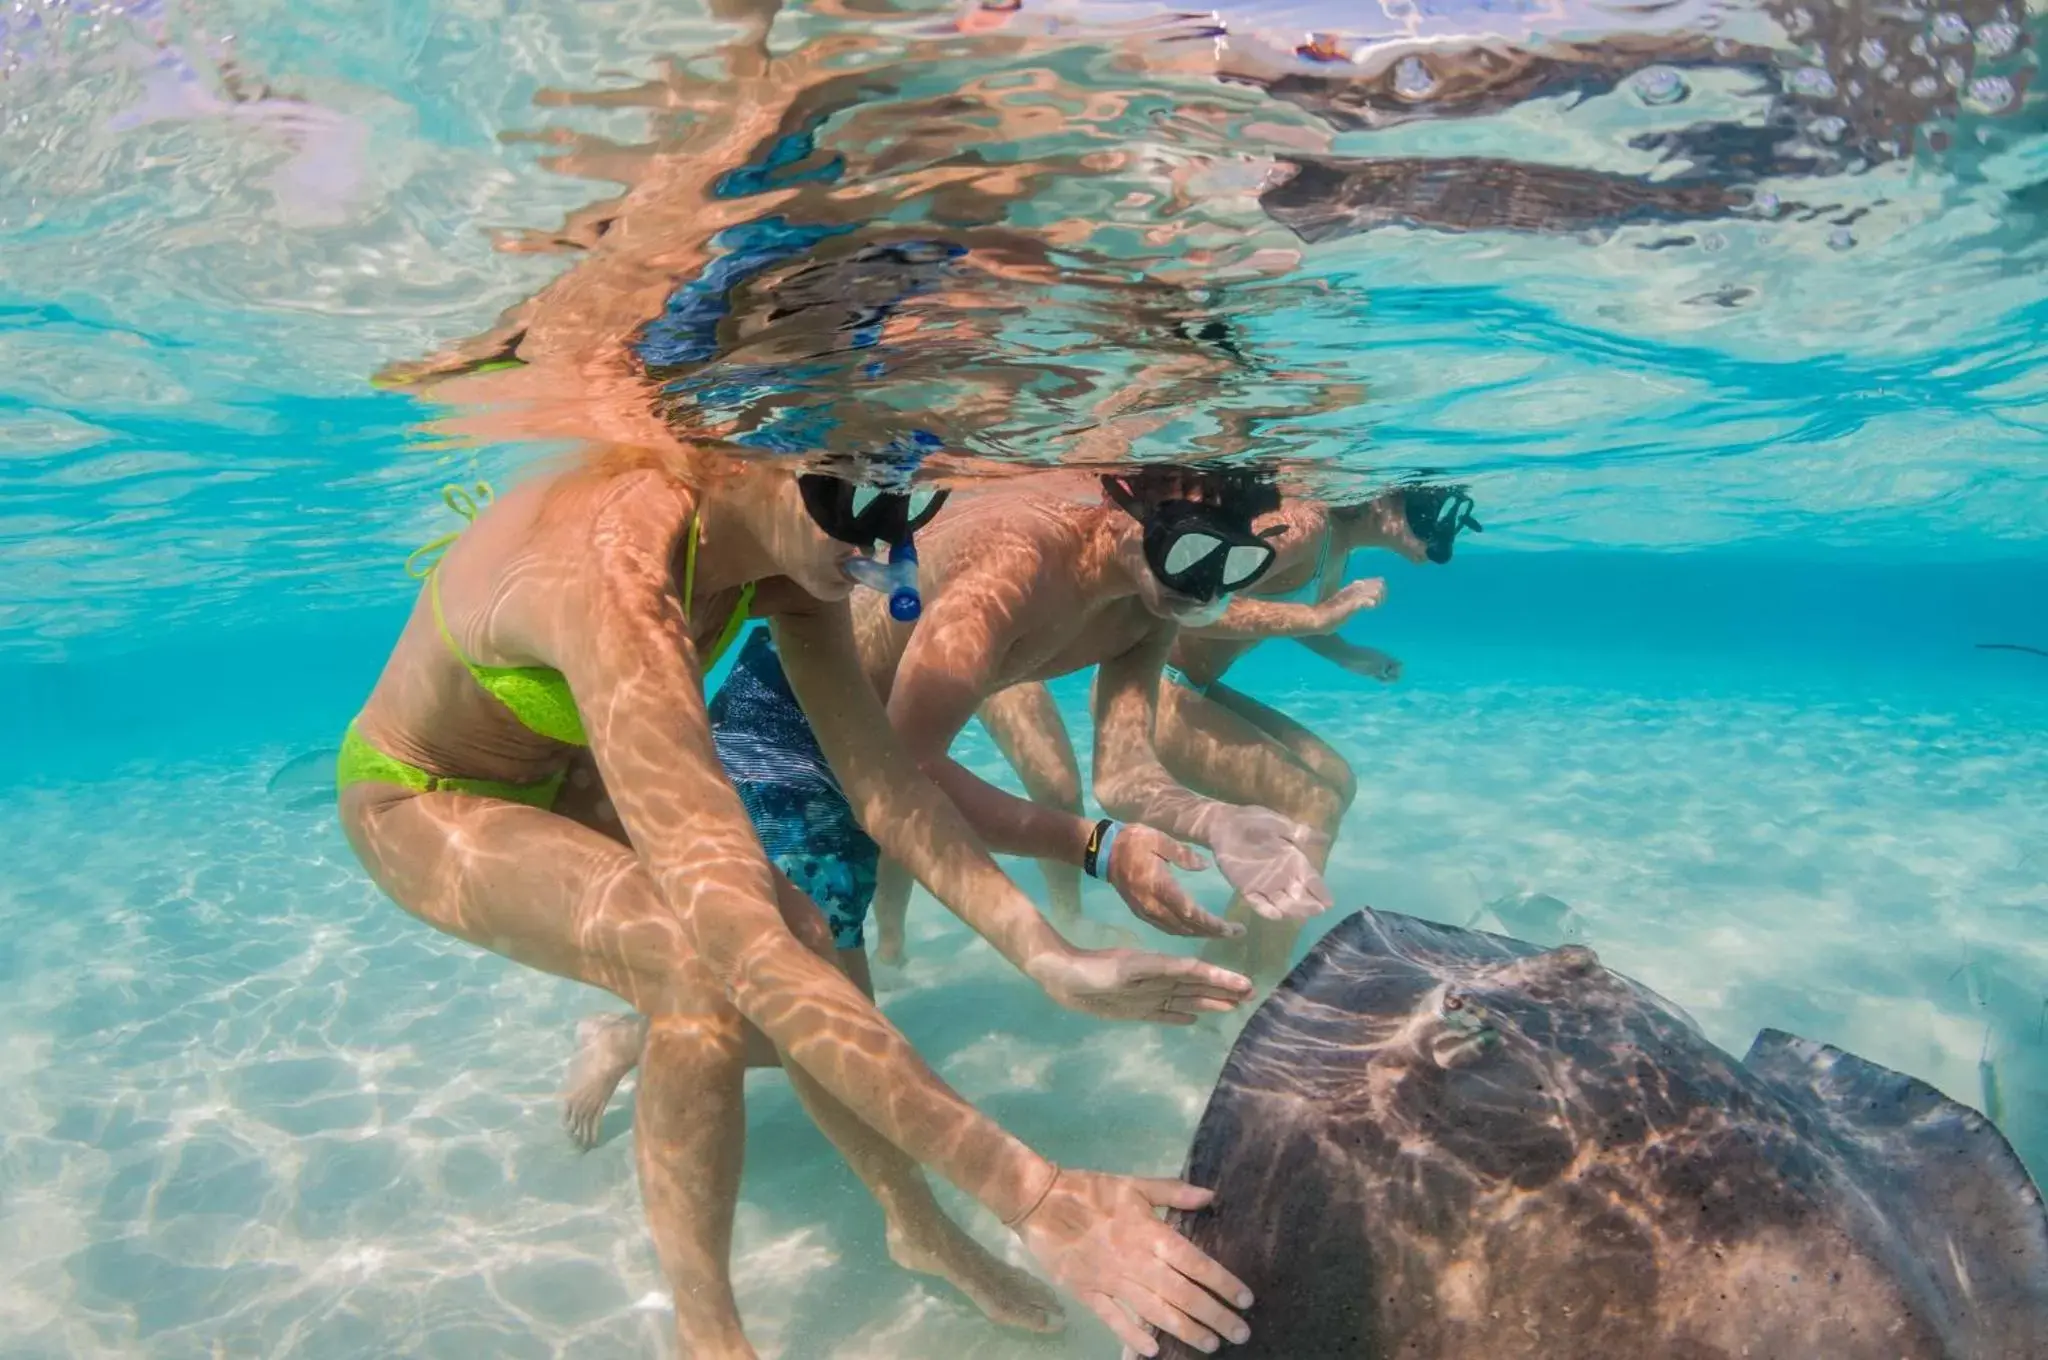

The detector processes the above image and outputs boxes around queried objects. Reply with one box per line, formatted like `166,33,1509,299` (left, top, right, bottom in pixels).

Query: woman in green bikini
337,438,1256,1360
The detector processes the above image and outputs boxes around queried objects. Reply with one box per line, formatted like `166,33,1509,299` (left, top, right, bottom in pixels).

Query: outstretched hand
1349,647,1403,683
1208,805,1333,922
1106,824,1243,939
1312,578,1385,632
1028,945,1252,1024
1012,1169,1253,1358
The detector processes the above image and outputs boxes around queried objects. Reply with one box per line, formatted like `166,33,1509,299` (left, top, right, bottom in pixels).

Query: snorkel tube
842,429,943,622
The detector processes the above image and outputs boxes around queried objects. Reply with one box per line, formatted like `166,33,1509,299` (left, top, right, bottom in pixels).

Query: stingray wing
1743,1029,2048,1353
1160,910,1542,1359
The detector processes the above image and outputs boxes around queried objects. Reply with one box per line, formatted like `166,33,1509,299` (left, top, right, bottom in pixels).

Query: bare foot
561,1012,648,1151
887,1214,1064,1334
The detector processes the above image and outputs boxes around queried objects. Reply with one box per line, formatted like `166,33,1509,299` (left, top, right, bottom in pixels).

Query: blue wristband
1090,820,1123,880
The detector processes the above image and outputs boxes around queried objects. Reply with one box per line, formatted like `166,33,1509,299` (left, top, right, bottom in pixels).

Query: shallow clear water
3,1,2046,1356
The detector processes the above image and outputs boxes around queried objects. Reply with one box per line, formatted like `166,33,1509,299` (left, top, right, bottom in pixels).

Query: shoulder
576,468,696,570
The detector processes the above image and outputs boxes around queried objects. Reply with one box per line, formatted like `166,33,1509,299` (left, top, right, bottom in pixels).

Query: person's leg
635,987,755,1357
870,855,914,966
343,786,1055,1348
342,784,779,1358
1148,680,1354,981
1200,682,1358,815
561,894,1060,1331
977,681,1087,925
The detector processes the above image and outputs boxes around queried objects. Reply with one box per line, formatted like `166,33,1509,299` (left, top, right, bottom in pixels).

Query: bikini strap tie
404,480,498,579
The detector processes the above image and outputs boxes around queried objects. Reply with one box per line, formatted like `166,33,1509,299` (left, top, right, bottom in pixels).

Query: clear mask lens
1164,531,1224,577
1222,544,1270,588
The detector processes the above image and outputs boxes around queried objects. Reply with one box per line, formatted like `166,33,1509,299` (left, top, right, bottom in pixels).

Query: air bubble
1976,21,2019,56
1392,55,1436,99
1812,115,1848,143
1632,66,1689,106
1931,12,1971,43
1828,227,1856,250
1701,231,1727,253
1910,74,1939,97
1965,74,2015,112
1859,37,1888,67
1791,67,1839,98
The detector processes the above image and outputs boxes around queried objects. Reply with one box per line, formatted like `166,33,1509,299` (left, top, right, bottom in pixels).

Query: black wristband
1082,818,1114,879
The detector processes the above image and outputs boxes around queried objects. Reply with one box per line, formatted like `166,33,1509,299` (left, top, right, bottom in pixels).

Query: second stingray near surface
1158,908,2048,1359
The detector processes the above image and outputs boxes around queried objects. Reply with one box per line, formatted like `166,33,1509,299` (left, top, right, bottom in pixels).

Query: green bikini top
407,482,755,746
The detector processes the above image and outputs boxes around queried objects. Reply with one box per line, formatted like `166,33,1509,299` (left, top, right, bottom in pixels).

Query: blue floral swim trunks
709,628,880,950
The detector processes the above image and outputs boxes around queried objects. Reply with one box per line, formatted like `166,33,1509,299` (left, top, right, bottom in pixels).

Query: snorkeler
337,443,1256,1360
957,482,1480,981
841,467,1366,956
563,464,1354,1127
560,457,1259,1129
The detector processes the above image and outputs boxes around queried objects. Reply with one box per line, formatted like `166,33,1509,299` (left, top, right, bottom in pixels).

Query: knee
1032,768,1084,816
1325,759,1358,816
772,883,838,960
1289,763,1350,833
1292,744,1356,819
1303,784,1346,835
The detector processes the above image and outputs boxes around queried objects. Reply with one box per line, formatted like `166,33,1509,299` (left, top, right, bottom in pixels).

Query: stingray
1156,909,2048,1359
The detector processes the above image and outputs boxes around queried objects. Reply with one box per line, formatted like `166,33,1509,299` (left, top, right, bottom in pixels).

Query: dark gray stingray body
1161,910,2048,1360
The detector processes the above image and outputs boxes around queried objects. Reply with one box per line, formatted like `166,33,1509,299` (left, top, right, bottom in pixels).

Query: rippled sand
5,653,2044,1357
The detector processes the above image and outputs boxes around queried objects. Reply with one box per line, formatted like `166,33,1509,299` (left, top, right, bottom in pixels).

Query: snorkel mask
1104,468,1282,608
800,432,949,621
1402,484,1482,564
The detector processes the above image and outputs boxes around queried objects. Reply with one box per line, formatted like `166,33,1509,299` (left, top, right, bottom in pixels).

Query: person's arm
1296,631,1403,682
548,475,1045,1217
881,579,1240,940
551,481,1261,1357
1091,625,1334,923
1184,578,1383,640
1088,625,1243,844
771,600,1248,1019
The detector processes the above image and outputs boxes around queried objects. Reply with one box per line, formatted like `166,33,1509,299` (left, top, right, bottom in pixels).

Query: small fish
265,747,339,810
1981,1026,2006,1128
1464,874,1588,947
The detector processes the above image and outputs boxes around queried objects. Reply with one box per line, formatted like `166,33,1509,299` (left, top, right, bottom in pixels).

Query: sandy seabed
3,663,2043,1358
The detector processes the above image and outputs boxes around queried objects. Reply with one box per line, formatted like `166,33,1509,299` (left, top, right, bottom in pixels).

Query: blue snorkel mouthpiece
843,538,923,621
887,540,921,622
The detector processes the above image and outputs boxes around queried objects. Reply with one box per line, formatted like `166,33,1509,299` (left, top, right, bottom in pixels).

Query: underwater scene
3,0,2046,1356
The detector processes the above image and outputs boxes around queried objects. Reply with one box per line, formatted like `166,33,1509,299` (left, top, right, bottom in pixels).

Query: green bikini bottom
336,722,567,811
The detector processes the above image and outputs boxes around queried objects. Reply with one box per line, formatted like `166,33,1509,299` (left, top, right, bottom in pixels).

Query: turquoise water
4,1,2047,1356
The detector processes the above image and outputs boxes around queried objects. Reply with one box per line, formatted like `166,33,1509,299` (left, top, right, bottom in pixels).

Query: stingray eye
1442,993,1465,1012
